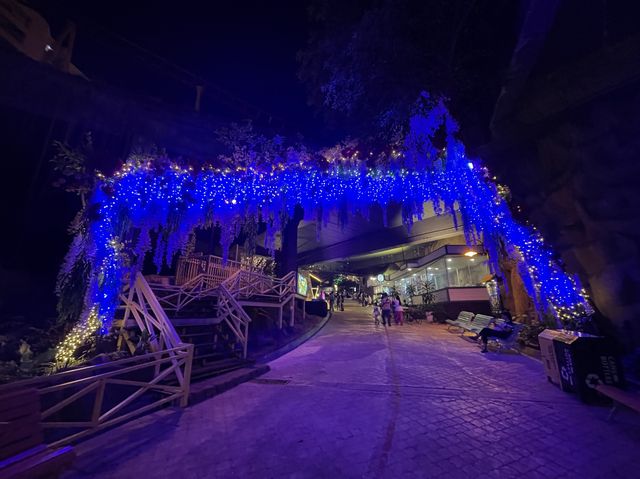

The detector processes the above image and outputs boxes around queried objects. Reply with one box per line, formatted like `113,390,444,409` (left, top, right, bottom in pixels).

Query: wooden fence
0,344,193,448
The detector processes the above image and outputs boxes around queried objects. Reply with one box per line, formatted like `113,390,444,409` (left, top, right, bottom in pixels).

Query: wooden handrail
0,344,193,392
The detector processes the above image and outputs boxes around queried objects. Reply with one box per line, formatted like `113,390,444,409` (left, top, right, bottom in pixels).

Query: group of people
372,292,404,326
328,290,345,312
356,291,373,306
369,291,514,352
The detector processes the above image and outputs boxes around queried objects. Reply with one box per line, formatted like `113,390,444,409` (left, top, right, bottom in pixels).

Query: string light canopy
55,94,593,364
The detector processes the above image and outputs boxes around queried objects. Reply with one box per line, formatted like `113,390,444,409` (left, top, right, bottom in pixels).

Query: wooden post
290,297,295,327
278,306,283,329
91,379,106,426
242,323,249,359
181,344,194,407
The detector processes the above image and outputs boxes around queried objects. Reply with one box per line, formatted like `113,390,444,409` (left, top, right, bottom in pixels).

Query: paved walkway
64,301,640,478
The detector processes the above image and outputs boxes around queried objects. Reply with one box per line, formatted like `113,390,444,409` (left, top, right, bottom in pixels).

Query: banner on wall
297,273,309,297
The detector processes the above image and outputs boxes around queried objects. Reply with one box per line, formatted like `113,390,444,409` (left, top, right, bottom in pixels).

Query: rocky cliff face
485,77,640,351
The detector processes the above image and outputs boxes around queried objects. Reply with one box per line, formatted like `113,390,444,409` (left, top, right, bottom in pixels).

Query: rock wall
486,85,640,350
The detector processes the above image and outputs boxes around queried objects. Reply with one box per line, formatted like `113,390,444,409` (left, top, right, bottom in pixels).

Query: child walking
372,304,381,326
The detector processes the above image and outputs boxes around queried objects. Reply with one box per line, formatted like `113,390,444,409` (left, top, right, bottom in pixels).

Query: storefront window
425,257,448,289
445,254,490,287
392,252,490,296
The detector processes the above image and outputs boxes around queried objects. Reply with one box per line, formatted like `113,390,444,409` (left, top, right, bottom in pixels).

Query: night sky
34,0,334,143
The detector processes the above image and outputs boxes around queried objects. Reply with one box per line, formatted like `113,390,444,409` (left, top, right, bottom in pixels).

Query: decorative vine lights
55,99,593,364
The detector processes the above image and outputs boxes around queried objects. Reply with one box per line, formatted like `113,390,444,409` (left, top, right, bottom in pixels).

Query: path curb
187,313,331,404
189,364,271,405
256,313,332,364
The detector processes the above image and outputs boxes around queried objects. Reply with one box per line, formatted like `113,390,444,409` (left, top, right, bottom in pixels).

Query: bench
445,311,474,332
486,321,524,353
0,389,75,479
595,383,640,420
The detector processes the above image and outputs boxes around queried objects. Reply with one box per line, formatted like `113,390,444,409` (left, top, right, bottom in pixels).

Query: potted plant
419,280,436,321
405,284,416,306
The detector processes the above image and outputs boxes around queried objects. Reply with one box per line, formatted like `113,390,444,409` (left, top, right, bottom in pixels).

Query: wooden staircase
173,322,253,381
135,263,300,382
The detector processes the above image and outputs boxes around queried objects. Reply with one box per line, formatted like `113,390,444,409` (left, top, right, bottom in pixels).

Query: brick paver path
64,301,640,478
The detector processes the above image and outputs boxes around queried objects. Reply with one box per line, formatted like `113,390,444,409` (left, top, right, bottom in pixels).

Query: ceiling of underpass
297,202,468,276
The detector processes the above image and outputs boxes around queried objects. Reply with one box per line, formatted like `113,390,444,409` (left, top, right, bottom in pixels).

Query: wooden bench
0,389,75,479
445,311,474,332
595,383,640,420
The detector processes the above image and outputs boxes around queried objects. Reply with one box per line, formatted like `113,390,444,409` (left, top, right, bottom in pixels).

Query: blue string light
55,103,592,362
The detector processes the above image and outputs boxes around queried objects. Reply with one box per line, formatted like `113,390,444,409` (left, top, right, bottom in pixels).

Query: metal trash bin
552,331,625,403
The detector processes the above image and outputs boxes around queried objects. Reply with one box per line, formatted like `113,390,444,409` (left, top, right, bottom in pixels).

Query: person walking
393,294,404,325
380,293,392,327
372,303,381,326
329,291,335,313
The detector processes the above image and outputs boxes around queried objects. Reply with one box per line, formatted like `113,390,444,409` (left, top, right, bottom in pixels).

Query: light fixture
434,268,439,270
464,250,478,257
427,267,432,270
446,258,452,262
407,268,412,271
369,276,376,281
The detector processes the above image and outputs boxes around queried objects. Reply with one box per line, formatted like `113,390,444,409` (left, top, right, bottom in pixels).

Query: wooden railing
226,270,297,302
144,268,298,359
213,270,296,358
151,273,218,314
0,273,201,450
175,254,242,286
120,273,184,351
217,275,253,359
0,344,193,448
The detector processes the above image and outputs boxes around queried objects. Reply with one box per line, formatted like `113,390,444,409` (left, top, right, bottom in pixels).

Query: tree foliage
215,121,321,171
298,0,519,143
51,132,96,207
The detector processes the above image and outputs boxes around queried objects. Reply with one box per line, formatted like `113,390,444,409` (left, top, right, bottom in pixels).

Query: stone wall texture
486,83,640,351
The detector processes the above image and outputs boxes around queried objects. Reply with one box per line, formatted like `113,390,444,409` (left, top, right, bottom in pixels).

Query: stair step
196,351,234,363
190,358,254,380
238,299,283,307
193,341,220,350
192,342,220,353
171,317,223,327
180,331,217,340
